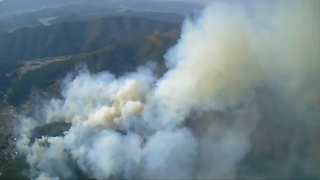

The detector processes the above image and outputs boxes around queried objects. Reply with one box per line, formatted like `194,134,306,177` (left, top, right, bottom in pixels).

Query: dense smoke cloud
16,0,320,179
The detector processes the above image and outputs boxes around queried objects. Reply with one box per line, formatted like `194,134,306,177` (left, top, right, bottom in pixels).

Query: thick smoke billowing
16,0,320,179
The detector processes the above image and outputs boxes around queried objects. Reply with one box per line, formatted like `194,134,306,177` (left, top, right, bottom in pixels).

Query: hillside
0,16,179,62
0,62,22,101
0,14,43,34
121,1,205,14
6,35,178,106
49,11,185,25
0,2,187,34
115,10,185,23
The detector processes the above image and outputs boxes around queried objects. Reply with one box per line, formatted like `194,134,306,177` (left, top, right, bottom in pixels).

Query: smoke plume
16,0,320,179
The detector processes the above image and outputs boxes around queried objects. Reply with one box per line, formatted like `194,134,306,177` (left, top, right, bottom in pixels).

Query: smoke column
16,0,320,179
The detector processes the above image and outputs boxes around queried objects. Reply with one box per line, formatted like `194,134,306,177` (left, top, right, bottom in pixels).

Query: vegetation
0,158,29,180
0,16,179,62
6,35,177,106
116,10,184,23
0,62,22,96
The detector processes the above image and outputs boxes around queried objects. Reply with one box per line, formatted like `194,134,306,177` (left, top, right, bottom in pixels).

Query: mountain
0,2,187,34
0,1,202,34
0,0,77,15
115,10,185,23
0,13,43,33
121,1,205,14
49,10,185,25
0,16,179,62
0,2,120,33
6,35,179,106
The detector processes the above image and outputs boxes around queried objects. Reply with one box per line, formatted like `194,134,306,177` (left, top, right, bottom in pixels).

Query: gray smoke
16,0,320,179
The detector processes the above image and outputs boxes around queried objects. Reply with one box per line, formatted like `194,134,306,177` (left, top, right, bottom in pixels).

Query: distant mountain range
0,15,180,106
0,1,199,34
0,16,180,62
0,10,184,35
121,1,204,14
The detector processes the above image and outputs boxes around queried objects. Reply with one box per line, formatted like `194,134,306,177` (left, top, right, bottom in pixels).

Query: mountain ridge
0,16,180,62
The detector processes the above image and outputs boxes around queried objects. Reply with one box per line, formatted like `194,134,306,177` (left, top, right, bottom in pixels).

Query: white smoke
16,0,320,179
